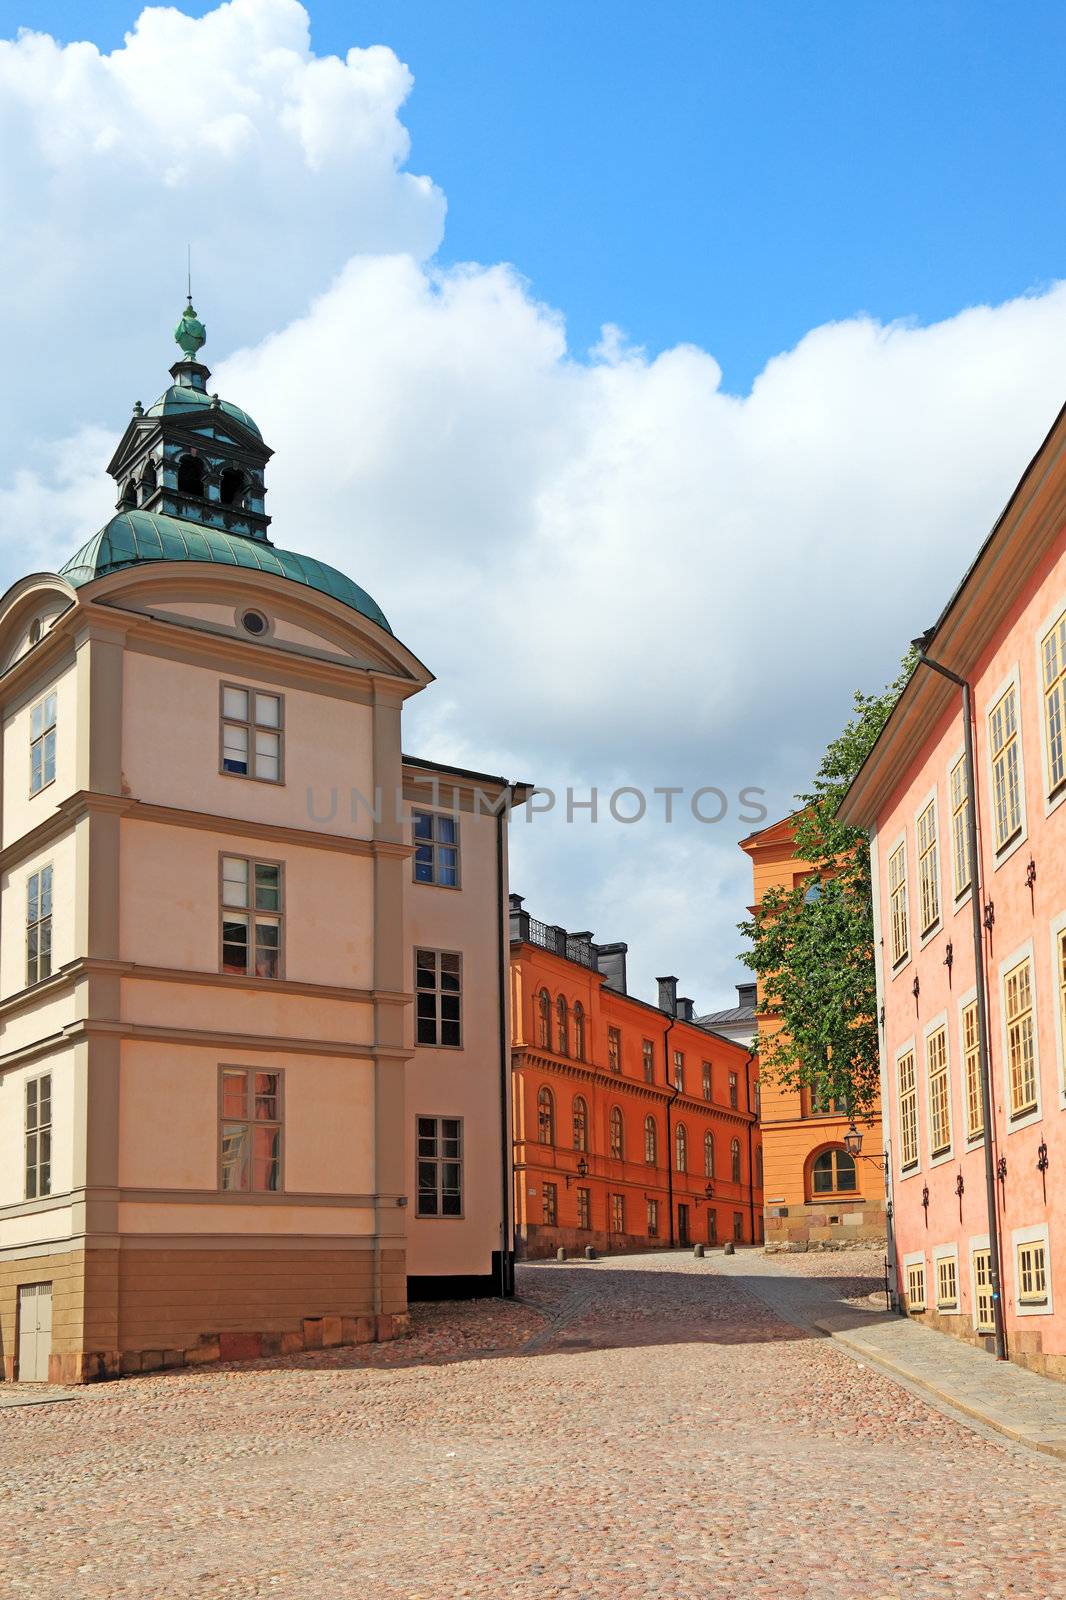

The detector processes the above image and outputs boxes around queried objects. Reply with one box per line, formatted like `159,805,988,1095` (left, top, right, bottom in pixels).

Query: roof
146,383,262,439
698,1003,755,1027
402,751,534,796
60,511,392,633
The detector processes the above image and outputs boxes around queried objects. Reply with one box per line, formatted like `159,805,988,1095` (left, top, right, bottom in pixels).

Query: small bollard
723,1240,735,1256
584,1245,597,1261
693,1243,704,1259
556,1247,567,1262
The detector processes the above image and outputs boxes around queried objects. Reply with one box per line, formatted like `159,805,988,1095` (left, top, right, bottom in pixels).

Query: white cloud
3,1,1066,1006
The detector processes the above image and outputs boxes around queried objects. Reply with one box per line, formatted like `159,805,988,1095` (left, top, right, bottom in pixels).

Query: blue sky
15,0,1066,389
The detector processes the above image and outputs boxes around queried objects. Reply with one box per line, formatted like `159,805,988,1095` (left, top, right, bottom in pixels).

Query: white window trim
1049,910,1066,1112
967,1233,993,1333
946,742,974,912
914,783,943,947
923,1009,954,1167
998,936,1043,1134
956,984,986,1146
1034,593,1066,820
985,663,1029,869
1011,1222,1053,1317
902,1249,926,1311
932,1241,961,1315
894,1035,921,1179
886,828,911,977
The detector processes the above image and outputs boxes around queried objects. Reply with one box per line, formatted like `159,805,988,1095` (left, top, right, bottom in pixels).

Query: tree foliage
739,655,914,1120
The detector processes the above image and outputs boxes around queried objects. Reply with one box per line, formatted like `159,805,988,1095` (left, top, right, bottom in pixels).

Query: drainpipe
663,1016,678,1246
914,644,1007,1360
495,803,513,1298
743,1047,757,1244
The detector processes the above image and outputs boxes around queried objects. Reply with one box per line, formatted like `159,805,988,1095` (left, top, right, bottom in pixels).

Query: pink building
840,402,1066,1380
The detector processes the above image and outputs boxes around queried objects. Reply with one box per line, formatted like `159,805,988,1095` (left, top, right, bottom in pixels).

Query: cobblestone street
2,1249,1064,1600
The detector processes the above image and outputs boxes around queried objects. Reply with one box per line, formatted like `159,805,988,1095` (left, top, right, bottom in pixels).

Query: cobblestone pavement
2,1251,1064,1600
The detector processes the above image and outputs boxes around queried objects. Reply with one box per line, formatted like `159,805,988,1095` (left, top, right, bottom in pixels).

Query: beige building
0,302,523,1383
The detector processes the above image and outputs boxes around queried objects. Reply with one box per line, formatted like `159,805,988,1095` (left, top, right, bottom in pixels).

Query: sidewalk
708,1247,1066,1463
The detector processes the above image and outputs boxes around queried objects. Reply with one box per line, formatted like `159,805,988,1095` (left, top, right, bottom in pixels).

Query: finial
210,392,221,410
174,297,206,362
133,400,143,417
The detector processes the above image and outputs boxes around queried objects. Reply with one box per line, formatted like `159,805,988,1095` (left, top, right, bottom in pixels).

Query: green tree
739,654,914,1120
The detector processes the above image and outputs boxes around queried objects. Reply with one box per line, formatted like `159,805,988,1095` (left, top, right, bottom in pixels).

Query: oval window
241,610,268,637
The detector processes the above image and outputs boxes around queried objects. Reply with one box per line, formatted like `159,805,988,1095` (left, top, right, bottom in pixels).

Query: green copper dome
60,511,392,634
144,383,262,439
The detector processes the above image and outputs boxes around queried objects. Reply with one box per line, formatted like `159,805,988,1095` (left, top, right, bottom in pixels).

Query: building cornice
512,1046,758,1124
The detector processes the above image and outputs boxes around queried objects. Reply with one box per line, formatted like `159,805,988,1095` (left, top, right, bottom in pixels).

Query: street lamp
843,1122,888,1171
565,1155,590,1189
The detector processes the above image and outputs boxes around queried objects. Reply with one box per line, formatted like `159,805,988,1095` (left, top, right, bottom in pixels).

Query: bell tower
106,299,274,542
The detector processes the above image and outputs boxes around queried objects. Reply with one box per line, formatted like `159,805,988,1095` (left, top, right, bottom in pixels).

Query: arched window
644,1115,657,1165
810,1146,857,1196
573,1002,585,1061
556,996,569,1057
219,467,246,508
537,989,552,1050
755,1146,764,1187
609,1106,624,1160
119,479,137,509
730,1137,741,1183
704,1131,715,1178
177,454,206,497
537,1086,555,1145
572,1094,588,1152
139,461,157,501
675,1122,687,1173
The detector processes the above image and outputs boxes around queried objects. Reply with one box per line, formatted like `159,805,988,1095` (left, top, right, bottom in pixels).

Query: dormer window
177,454,206,497
219,468,246,509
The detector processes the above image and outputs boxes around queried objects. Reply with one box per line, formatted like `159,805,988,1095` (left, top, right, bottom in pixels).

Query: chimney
656,975,678,1015
677,996,694,1022
596,942,628,995
737,982,757,1010
508,893,530,945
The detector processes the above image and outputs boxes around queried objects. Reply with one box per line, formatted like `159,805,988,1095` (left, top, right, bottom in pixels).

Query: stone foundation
908,1306,1066,1383
763,1200,886,1252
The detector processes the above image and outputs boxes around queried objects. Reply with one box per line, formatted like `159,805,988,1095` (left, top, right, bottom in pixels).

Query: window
973,1249,995,1332
642,1039,655,1083
810,1074,848,1116
177,454,206,496
730,1137,741,1184
646,1198,659,1238
702,1061,712,1101
906,1260,926,1311
573,1003,586,1061
810,1147,857,1195
29,691,57,795
1059,929,1066,1090
609,1106,624,1160
1017,1240,1048,1305
610,1193,625,1234
728,1071,738,1109
537,1086,555,1145
1004,955,1037,1117
708,1210,718,1246
222,856,282,978
416,1115,462,1216
644,1114,657,1164
543,1181,558,1227
673,1050,685,1092
704,1131,715,1177
608,1027,622,1074
219,467,246,508
220,1068,282,1192
241,610,268,637
732,1212,743,1243
926,1026,951,1158
413,809,459,887
1042,608,1066,797
963,1000,983,1140
576,1186,591,1229
898,1050,918,1171
556,996,569,1057
220,686,282,782
990,684,1023,851
572,1095,588,1152
675,1122,687,1173
537,989,552,1050
415,949,462,1047
755,1145,763,1187
916,798,940,935
950,757,972,898
888,841,909,968
936,1254,958,1311
25,1074,51,1200
26,866,53,987
140,461,157,499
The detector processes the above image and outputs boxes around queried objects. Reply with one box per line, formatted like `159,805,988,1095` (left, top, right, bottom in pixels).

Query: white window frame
887,832,910,973
895,1037,920,1177
947,745,973,907
412,808,461,888
998,938,1042,1133
1035,595,1066,818
968,1234,995,1334
957,985,984,1145
24,1071,52,1200
219,683,284,784
903,1250,926,1312
986,665,1028,868
415,948,463,1049
932,1243,960,1315
415,1114,463,1218
914,785,942,944
26,863,54,988
1049,911,1066,1112
29,689,58,798
923,1011,953,1166
1011,1222,1053,1317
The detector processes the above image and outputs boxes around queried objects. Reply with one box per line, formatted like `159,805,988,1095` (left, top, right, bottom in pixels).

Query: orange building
740,814,886,1251
509,896,762,1258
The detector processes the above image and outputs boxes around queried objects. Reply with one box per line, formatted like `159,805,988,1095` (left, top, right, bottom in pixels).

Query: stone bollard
556,1247,567,1262
693,1243,704,1259
723,1240,735,1256
584,1245,597,1261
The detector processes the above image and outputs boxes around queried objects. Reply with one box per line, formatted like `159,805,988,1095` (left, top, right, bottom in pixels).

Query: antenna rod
187,244,192,303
